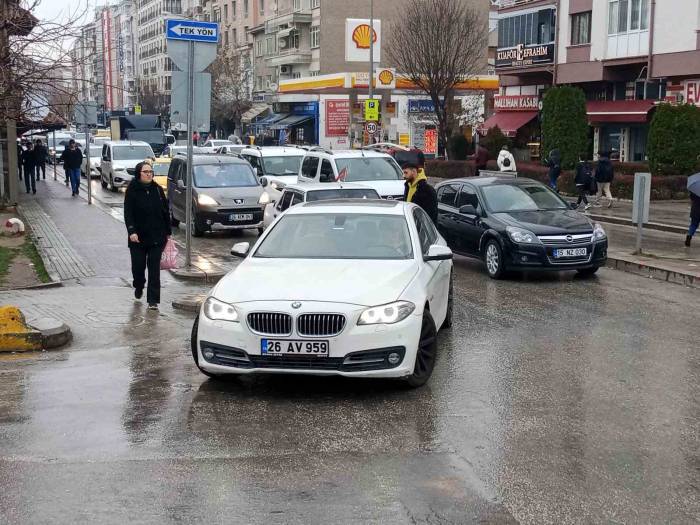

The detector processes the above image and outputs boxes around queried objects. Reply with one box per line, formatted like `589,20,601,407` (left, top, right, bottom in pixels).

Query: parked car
81,145,103,178
363,143,425,167
167,154,264,236
200,139,234,153
435,177,608,279
191,199,453,387
297,149,405,200
239,146,306,203
99,140,155,192
152,157,171,191
162,144,207,157
261,182,380,229
214,144,246,156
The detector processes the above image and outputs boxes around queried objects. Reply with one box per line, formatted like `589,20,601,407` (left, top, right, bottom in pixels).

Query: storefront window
609,0,648,34
571,12,591,45
498,8,554,48
600,126,622,158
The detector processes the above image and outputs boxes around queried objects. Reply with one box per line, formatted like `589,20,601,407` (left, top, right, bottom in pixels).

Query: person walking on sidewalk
403,162,438,224
34,139,47,180
685,192,700,247
469,144,489,177
545,148,561,191
574,155,593,210
124,161,172,310
497,145,516,173
21,142,37,194
60,140,83,197
594,151,615,208
17,140,24,181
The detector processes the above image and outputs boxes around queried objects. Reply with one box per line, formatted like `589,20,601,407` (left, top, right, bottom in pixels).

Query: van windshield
112,145,154,161
194,163,258,188
261,156,303,176
335,157,403,182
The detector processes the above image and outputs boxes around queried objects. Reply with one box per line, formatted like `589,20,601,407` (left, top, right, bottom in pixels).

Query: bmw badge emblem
291,302,302,309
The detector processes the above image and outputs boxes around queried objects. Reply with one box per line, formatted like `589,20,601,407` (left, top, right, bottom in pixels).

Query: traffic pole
368,0,374,147
85,126,92,204
184,40,194,269
52,130,57,181
634,175,646,255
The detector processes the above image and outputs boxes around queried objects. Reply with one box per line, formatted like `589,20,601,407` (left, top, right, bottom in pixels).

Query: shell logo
352,24,377,49
378,69,394,86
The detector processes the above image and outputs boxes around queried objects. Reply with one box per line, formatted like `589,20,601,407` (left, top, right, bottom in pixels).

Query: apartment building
487,0,700,162
111,0,138,111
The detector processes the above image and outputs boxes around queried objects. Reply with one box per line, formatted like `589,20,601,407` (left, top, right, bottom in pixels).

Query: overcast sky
32,0,99,24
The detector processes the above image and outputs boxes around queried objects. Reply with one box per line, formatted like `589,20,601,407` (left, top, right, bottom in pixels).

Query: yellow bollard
0,306,42,352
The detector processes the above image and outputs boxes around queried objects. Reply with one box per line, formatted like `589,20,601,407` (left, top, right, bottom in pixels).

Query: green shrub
447,134,469,160
648,103,700,175
481,126,510,159
541,86,588,170
425,160,476,179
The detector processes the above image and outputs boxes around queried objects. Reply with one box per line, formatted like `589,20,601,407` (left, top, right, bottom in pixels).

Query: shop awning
255,113,289,126
478,111,538,137
586,100,656,124
241,104,270,123
271,114,314,129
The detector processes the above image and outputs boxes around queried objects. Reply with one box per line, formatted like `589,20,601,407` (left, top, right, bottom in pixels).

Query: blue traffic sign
166,19,219,43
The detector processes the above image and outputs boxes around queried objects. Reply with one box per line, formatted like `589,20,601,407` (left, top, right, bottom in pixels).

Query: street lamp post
368,0,374,101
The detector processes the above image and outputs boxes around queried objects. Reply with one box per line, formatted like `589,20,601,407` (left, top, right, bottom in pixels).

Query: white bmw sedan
192,199,454,387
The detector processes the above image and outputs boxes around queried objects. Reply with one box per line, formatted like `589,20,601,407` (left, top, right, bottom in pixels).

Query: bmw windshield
255,213,413,260
335,157,403,182
482,184,569,212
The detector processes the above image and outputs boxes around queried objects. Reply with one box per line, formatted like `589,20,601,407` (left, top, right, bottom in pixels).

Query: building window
498,9,554,48
310,70,319,77
259,0,264,15
294,0,301,11
266,37,275,55
233,1,237,18
571,12,591,45
311,0,320,7
292,72,302,79
233,29,237,45
310,25,319,48
608,0,648,35
244,0,249,17
256,39,264,56
289,29,300,49
224,4,228,20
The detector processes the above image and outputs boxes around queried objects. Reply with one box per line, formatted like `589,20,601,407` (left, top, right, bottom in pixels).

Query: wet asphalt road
1,250,698,524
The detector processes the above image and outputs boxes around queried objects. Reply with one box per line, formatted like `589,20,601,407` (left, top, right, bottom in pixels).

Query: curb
606,253,699,289
172,293,206,312
170,266,226,284
588,214,687,235
31,318,73,349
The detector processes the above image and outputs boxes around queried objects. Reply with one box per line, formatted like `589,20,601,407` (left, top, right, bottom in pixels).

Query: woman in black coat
124,162,172,309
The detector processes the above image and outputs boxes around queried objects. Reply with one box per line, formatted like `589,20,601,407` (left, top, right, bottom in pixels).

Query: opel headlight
358,301,415,325
259,192,271,205
506,226,540,244
198,193,218,206
202,297,239,322
593,223,607,240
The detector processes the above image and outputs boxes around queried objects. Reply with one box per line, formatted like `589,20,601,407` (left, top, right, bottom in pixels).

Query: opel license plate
261,339,329,357
231,213,253,221
554,247,587,258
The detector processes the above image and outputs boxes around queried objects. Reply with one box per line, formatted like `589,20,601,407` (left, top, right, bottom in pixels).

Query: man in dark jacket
60,140,84,197
574,156,593,210
34,139,47,180
469,144,489,176
594,151,615,208
21,142,37,194
17,141,24,181
545,148,561,191
403,162,438,224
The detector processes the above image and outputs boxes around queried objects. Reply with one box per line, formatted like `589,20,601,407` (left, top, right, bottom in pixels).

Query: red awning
479,111,538,137
586,100,656,124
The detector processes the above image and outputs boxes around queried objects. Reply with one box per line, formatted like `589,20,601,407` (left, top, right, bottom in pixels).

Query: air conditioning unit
280,65,290,74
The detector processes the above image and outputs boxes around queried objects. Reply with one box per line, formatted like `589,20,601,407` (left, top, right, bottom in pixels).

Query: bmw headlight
202,297,239,322
358,301,415,325
197,193,218,206
593,223,607,241
258,191,271,205
506,226,540,244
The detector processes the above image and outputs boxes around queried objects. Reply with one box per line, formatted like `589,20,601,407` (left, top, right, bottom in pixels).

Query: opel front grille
247,312,292,335
538,234,593,245
297,314,346,337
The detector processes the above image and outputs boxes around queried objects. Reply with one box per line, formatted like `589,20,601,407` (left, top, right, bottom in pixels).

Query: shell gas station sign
345,19,381,62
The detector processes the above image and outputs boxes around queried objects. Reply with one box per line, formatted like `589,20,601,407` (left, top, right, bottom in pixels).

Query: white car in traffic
192,199,453,387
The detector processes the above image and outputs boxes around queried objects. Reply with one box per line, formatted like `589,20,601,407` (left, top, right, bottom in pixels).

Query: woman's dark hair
134,161,149,181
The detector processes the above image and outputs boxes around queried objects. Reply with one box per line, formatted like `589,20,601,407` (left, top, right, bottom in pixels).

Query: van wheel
192,210,205,237
100,176,107,189
109,175,118,192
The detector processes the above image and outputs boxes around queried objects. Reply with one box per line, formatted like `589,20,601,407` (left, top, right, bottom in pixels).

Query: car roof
240,146,307,156
104,140,152,147
307,149,393,159
174,154,250,166
286,199,406,215
436,176,541,188
283,182,376,193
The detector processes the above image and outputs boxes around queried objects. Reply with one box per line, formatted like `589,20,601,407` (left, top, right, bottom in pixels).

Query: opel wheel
484,239,504,279
403,310,438,388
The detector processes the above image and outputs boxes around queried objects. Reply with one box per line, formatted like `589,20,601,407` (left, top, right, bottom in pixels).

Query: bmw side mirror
424,244,453,262
231,242,250,258
260,176,268,187
459,204,478,216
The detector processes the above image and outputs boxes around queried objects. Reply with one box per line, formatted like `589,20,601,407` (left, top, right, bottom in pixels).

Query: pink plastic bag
160,238,179,270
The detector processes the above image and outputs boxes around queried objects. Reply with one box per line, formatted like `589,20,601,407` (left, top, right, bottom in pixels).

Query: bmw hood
492,209,594,235
213,258,419,307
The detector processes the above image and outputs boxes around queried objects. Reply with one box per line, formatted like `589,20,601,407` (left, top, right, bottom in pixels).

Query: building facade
487,0,700,162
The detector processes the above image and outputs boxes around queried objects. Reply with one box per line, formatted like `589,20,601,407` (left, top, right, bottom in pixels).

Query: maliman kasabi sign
496,43,554,68
494,95,539,111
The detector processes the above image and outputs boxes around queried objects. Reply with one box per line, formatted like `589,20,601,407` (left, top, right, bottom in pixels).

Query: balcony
498,0,551,8
265,1,313,33
265,48,312,67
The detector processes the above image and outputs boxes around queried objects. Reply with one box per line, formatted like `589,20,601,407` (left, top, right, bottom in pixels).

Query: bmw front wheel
403,311,438,388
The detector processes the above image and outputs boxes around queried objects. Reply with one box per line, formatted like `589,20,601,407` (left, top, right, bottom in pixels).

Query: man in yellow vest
402,162,438,224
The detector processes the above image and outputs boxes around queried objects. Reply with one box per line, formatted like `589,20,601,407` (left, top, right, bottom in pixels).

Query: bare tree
210,50,252,137
385,0,487,157
1,1,91,127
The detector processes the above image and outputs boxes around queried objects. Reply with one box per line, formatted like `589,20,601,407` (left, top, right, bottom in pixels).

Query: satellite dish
279,39,287,48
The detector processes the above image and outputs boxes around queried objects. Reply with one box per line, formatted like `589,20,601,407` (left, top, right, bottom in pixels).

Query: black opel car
435,177,608,279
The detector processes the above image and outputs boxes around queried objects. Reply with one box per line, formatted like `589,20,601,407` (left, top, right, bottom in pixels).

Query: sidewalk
584,199,690,234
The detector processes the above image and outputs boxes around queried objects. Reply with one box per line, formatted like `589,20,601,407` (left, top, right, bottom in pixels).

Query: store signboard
494,95,539,111
102,9,113,110
424,129,438,155
408,99,435,114
325,100,350,137
364,99,380,121
345,19,381,63
496,43,554,68
684,80,700,106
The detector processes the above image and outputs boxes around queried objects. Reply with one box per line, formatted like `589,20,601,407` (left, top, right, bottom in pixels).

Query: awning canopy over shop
271,114,314,129
241,104,270,123
478,111,538,137
255,113,289,126
586,100,656,124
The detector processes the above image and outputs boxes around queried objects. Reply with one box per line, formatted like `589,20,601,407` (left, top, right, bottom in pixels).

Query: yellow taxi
152,157,171,191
